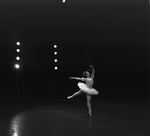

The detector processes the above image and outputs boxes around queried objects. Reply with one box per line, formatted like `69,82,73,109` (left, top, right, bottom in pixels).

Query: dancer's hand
90,65,93,68
69,77,74,79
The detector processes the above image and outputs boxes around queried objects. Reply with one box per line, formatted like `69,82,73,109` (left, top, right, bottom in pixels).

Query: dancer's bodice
85,78,94,88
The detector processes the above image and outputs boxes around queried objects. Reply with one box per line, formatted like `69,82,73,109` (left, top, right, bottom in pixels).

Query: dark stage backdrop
0,0,149,105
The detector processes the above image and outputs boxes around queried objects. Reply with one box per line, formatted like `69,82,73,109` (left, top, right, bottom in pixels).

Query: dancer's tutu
77,82,99,95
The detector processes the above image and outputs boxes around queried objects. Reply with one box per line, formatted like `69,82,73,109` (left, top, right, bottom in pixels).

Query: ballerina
67,65,99,117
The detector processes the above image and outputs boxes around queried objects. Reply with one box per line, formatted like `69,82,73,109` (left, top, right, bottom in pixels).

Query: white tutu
77,82,99,95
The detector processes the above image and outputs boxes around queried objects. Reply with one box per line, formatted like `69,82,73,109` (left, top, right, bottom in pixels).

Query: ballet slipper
88,110,92,117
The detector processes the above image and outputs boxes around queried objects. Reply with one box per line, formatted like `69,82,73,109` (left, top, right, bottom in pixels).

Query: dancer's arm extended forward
70,77,85,81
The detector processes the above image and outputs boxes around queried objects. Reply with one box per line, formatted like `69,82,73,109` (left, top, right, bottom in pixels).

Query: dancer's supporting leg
86,94,92,117
67,90,83,99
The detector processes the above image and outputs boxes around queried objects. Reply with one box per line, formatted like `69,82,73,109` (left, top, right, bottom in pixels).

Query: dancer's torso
85,78,94,88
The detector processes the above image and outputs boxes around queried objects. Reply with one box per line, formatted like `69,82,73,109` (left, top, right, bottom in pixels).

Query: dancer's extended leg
67,90,83,99
86,94,92,117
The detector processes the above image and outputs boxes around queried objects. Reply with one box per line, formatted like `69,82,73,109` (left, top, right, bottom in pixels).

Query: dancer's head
83,71,90,78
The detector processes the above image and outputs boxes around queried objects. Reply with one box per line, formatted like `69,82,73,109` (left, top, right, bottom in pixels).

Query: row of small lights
54,45,58,70
15,42,21,69
53,0,65,69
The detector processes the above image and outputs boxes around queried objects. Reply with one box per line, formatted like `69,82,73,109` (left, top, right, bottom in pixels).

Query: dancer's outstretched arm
70,77,85,81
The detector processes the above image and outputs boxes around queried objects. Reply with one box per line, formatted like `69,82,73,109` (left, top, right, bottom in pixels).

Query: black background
0,0,149,104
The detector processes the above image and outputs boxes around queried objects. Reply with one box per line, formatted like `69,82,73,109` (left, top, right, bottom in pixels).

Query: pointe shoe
88,110,92,117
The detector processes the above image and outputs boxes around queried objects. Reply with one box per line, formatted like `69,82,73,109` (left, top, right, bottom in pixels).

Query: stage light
54,59,58,62
16,42,20,46
15,64,20,69
54,67,58,70
54,45,57,48
16,49,20,52
16,56,20,60
54,52,57,55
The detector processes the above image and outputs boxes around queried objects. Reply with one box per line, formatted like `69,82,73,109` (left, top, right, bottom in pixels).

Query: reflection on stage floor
0,100,149,136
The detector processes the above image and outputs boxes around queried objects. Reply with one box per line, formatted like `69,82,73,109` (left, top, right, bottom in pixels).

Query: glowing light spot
16,57,20,60
54,45,57,48
54,67,58,70
54,59,58,62
16,49,20,52
54,52,57,55
15,64,20,69
62,0,66,3
16,42,20,46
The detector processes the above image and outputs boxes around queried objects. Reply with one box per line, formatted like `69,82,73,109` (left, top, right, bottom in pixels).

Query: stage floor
0,99,149,136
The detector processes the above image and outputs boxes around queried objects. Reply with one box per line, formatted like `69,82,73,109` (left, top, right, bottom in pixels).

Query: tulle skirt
77,82,99,95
